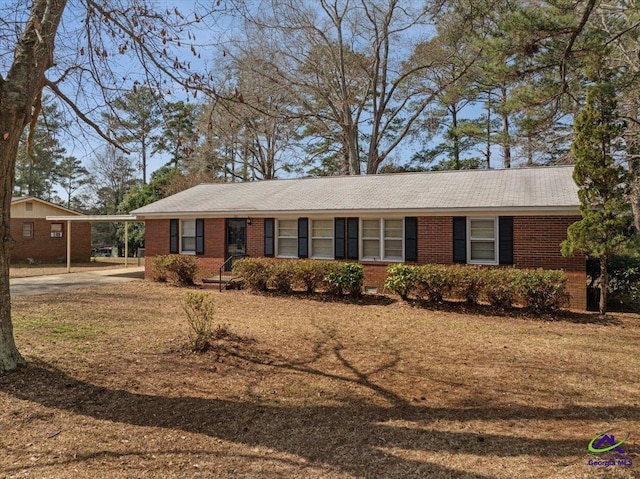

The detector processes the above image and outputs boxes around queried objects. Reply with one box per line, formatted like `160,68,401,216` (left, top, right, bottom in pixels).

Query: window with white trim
311,219,333,258
361,218,404,261
181,219,196,254
468,218,497,264
362,219,381,259
384,219,403,260
22,222,34,238
277,219,298,257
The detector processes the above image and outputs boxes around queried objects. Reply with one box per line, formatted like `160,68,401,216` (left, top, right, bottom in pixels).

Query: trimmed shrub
483,268,518,309
323,262,345,295
151,254,198,285
385,264,417,300
151,255,171,282
326,262,364,296
271,260,295,293
232,258,272,291
514,269,570,313
414,264,450,302
449,265,484,305
183,291,215,352
294,260,329,293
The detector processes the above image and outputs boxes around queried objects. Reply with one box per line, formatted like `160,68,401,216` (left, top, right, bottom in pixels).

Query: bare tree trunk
0,130,25,372
500,84,511,168
599,254,608,317
631,171,640,232
0,0,67,373
451,104,460,169
485,91,492,169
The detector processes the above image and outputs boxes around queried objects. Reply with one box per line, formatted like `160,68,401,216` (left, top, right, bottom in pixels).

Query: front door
225,219,247,271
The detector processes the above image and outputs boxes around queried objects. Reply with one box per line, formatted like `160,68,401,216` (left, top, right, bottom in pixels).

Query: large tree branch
44,78,130,154
560,0,597,88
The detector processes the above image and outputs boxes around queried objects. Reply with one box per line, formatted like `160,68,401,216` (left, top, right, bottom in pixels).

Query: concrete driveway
9,266,145,297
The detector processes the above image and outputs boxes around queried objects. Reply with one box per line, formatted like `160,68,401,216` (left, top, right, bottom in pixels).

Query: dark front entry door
225,219,247,271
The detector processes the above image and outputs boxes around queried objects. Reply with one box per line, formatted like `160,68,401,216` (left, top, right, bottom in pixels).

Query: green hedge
385,263,569,312
232,258,363,296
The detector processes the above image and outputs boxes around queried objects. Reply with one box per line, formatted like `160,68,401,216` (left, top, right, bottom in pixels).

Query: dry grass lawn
1,281,639,478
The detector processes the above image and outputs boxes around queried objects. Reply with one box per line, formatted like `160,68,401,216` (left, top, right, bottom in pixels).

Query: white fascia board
133,205,580,220
45,215,139,222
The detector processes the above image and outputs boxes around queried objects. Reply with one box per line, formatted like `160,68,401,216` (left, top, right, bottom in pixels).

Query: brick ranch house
132,166,587,310
10,197,91,264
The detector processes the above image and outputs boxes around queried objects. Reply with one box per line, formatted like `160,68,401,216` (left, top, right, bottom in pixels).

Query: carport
45,215,140,273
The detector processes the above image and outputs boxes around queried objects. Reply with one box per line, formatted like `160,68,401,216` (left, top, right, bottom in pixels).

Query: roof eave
132,205,581,220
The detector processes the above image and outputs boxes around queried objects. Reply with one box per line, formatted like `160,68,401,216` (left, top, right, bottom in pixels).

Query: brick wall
417,216,454,265
9,219,91,263
247,218,264,257
513,216,585,270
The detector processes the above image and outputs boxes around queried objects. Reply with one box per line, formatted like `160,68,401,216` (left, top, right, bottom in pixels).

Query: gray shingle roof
131,166,579,217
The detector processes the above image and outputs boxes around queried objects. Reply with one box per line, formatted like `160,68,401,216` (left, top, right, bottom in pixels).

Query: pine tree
562,80,632,316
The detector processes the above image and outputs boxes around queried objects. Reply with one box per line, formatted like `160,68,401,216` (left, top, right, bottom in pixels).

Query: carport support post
66,220,71,273
124,221,128,268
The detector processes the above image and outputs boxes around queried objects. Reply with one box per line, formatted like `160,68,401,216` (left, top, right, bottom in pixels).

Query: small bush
183,291,215,352
414,264,450,302
483,268,517,309
514,269,570,313
385,264,417,300
323,262,345,295
294,260,328,293
232,258,272,291
271,260,295,293
325,262,364,296
449,265,483,305
151,254,198,285
151,255,171,282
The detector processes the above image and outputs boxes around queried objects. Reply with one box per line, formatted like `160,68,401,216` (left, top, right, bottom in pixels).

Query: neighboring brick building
10,197,91,264
132,167,587,310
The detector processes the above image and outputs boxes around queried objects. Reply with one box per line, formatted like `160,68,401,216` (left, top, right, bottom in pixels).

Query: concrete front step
202,275,237,284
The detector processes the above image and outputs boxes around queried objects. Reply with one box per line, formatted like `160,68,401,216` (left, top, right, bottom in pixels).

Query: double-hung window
360,218,404,261
468,218,497,264
181,219,196,254
311,219,333,258
23,222,34,238
277,219,298,257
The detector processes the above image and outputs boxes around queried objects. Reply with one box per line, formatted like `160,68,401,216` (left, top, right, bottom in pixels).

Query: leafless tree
0,0,221,372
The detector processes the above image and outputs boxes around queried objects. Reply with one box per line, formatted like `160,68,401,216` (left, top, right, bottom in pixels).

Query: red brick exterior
9,219,91,263
144,215,587,310
417,216,453,265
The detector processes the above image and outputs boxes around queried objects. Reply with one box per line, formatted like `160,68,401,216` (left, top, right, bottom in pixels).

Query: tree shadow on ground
2,361,634,478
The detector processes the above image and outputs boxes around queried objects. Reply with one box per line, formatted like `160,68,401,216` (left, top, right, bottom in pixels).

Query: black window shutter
347,218,359,259
334,218,346,259
195,219,205,255
405,217,418,262
453,217,467,263
264,218,275,257
170,219,179,254
298,218,309,258
499,216,514,265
